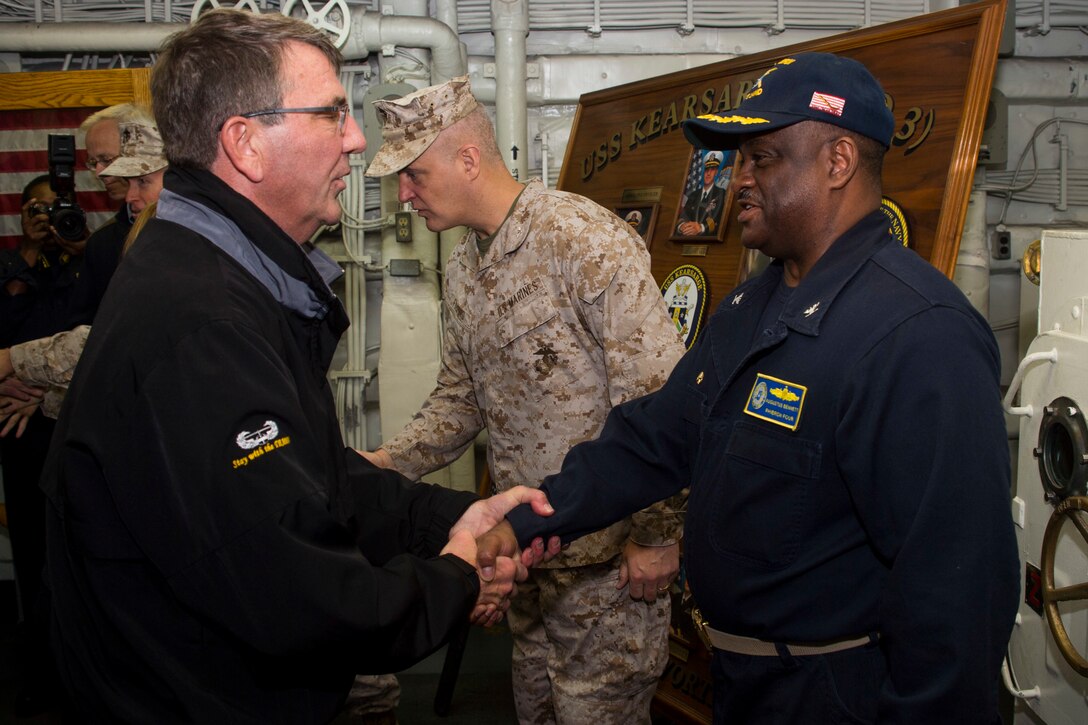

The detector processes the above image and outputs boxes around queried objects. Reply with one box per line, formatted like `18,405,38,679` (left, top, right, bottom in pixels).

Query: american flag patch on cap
809,92,845,117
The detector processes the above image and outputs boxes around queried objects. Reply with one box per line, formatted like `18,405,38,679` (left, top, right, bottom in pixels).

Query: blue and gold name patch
744,373,807,431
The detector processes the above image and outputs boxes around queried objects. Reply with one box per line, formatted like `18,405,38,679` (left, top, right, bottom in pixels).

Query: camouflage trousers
342,673,400,716
507,556,670,725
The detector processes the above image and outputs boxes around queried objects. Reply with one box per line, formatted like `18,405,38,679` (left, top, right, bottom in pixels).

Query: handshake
359,445,560,629
443,485,561,628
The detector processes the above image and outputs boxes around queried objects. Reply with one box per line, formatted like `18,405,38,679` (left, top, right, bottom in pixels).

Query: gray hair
79,103,154,133
152,9,342,169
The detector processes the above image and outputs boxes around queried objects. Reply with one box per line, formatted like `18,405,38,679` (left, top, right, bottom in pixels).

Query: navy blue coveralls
509,210,1019,724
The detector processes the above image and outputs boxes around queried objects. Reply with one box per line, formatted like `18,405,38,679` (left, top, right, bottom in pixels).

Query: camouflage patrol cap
365,76,479,177
100,119,168,177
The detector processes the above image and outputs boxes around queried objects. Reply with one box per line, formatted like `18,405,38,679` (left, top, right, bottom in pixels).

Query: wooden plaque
558,0,1007,316
0,68,152,111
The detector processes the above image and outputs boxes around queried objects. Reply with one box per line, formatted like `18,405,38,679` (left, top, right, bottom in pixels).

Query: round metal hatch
1035,396,1088,500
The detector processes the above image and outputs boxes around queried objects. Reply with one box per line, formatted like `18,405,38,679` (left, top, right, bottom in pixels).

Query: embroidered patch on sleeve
231,418,292,469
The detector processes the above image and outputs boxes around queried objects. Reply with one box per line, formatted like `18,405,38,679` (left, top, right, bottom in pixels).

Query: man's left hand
617,540,680,602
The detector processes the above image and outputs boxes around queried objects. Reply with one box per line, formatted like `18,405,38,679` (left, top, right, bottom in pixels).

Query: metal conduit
0,10,464,80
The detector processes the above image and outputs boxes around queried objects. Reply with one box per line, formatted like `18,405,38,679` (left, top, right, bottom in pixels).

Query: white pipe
954,190,991,318
434,0,468,71
0,11,464,80
541,131,550,189
344,12,463,81
1003,348,1059,418
491,0,529,180
1000,659,1041,700
993,58,1088,103
0,22,178,51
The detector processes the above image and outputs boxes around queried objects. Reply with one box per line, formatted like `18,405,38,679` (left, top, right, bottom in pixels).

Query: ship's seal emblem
880,196,910,248
661,264,709,350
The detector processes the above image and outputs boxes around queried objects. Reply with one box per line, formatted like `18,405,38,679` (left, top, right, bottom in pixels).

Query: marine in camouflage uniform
364,77,687,724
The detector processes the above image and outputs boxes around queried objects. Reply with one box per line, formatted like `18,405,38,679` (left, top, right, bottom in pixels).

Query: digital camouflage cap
365,75,479,177
100,119,168,178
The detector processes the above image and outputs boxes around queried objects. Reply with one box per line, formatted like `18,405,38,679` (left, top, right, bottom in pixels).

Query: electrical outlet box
389,258,421,277
394,211,413,243
993,230,1012,260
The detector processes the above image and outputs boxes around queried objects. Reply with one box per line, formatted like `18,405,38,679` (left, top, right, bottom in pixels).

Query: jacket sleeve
381,298,485,481
114,319,481,674
570,221,688,546
836,306,1019,724
10,325,90,387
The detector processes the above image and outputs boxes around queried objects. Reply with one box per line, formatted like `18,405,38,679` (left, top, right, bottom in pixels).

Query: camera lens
51,203,87,242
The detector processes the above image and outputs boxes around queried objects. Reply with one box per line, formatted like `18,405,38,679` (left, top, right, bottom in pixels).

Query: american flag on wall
1,107,117,250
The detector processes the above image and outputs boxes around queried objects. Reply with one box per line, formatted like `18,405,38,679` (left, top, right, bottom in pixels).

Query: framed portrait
670,147,734,243
615,203,659,249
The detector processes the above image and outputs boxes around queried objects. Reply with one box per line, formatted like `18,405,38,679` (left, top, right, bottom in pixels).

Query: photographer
0,172,87,346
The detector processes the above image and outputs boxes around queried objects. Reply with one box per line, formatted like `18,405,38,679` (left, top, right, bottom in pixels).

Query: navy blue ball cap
682,52,895,151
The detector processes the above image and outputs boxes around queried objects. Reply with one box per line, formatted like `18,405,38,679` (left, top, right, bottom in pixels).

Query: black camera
30,135,87,243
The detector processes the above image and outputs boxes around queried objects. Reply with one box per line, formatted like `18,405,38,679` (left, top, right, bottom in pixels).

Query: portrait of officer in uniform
673,148,731,238
615,203,657,248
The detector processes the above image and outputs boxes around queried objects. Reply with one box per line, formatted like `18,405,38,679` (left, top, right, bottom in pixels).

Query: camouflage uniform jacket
383,179,687,567
9,324,90,418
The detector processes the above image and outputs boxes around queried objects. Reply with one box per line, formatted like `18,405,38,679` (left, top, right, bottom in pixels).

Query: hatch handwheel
281,0,351,49
1041,495,1088,677
190,0,260,24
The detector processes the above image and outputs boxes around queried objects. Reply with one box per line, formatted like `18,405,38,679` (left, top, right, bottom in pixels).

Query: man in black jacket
40,9,552,723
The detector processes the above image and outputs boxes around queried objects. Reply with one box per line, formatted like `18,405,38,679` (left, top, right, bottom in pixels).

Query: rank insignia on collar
803,301,820,317
744,373,807,431
732,292,744,305
661,264,709,350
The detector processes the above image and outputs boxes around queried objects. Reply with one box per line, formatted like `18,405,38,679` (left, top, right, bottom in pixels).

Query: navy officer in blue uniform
483,52,1019,724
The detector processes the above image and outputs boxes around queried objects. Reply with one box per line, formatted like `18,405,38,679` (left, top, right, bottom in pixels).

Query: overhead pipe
0,22,178,51
434,0,468,72
343,11,462,81
0,10,464,81
993,58,1088,103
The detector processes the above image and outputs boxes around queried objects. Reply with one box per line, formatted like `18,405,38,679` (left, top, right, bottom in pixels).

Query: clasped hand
443,486,561,627
0,358,45,438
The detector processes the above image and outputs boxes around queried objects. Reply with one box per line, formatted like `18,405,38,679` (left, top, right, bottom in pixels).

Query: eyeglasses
240,104,350,135
86,155,118,171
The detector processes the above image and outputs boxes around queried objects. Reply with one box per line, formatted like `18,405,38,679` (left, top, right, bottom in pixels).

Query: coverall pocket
706,420,820,569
